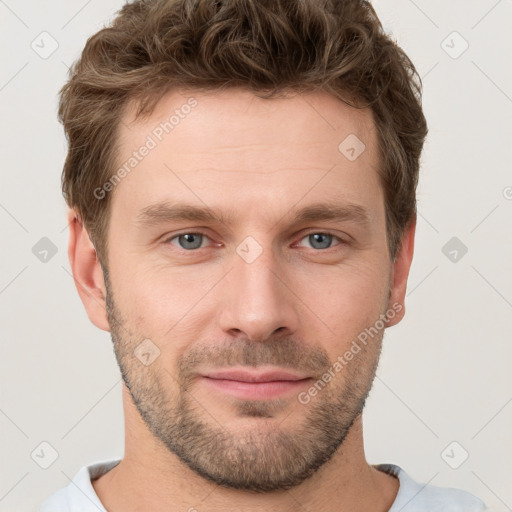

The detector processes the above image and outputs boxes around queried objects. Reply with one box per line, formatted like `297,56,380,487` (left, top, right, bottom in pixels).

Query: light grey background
1,1,511,511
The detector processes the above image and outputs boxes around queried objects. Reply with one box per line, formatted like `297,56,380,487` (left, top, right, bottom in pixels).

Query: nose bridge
217,233,299,341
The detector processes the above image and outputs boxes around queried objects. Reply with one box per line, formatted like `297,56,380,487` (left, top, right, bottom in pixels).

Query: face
96,88,406,492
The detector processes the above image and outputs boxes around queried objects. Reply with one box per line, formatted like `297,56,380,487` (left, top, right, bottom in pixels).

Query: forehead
112,88,382,224
120,87,377,154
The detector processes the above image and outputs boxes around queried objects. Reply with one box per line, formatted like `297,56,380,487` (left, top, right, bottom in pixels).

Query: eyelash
162,230,348,252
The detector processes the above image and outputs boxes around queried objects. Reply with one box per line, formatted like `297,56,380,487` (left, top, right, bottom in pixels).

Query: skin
67,88,415,512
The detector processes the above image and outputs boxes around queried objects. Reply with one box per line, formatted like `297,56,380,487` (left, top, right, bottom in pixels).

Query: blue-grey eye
301,233,340,250
174,233,205,250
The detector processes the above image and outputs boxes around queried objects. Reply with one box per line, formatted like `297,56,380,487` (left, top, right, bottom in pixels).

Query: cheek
307,261,390,341
120,266,211,343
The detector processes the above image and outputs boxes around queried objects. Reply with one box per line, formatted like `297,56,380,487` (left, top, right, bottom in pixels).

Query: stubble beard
104,279,384,493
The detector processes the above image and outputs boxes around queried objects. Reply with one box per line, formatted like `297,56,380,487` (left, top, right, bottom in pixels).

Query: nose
217,240,300,343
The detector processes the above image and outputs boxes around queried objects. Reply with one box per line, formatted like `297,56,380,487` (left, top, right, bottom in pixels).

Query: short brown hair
59,0,427,268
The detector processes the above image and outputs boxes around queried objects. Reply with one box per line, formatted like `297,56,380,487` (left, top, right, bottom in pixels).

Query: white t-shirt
38,459,489,512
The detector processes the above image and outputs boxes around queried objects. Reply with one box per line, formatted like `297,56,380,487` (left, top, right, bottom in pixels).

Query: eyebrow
134,201,372,230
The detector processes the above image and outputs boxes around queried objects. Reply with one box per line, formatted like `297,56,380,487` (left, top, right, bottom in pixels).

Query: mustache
176,335,332,380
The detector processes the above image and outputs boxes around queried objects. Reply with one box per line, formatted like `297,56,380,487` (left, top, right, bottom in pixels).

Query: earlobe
386,214,416,328
67,208,111,332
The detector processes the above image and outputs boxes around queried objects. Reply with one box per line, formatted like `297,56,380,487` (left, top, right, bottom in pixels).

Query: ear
386,214,416,327
67,208,110,332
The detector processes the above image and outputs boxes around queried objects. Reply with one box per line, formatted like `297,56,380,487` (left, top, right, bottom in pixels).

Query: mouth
200,368,313,400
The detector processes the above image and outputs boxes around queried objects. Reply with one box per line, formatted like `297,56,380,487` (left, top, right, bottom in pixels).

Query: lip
202,369,310,383
200,368,313,400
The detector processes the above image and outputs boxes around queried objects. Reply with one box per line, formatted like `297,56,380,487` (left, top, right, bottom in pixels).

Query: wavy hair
58,0,427,266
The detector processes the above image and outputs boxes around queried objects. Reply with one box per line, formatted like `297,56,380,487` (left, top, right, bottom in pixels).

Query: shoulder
375,463,489,512
38,459,121,512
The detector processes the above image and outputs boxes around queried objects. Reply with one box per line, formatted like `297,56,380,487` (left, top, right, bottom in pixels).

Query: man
39,0,489,510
